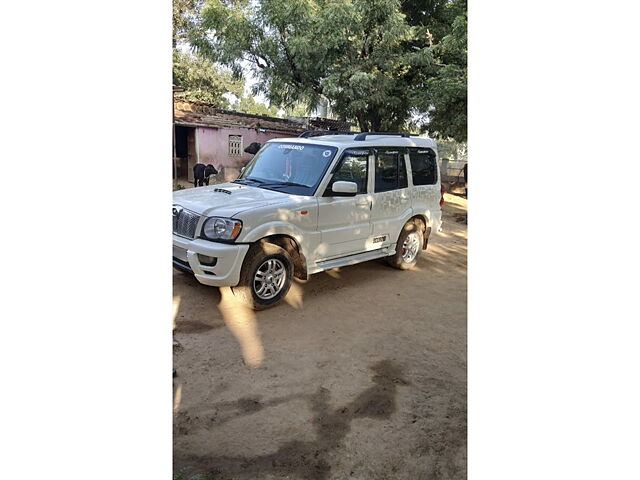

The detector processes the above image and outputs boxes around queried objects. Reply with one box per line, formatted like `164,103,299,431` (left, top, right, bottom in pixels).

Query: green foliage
414,10,467,142
401,0,466,41
181,0,466,138
233,95,280,116
437,138,467,163
282,102,310,117
173,50,244,107
194,0,420,130
173,0,205,47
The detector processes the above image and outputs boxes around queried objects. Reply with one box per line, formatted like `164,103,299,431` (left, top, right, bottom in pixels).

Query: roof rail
354,132,411,141
298,130,357,138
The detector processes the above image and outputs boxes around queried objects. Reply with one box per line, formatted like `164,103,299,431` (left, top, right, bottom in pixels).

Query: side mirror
332,181,358,196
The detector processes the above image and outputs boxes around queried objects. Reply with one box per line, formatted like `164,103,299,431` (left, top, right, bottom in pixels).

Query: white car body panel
172,134,442,287
316,194,372,260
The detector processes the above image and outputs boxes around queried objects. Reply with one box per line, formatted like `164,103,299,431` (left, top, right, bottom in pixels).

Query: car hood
172,182,290,217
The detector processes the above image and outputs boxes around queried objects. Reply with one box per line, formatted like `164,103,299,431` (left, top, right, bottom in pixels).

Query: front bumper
172,235,250,287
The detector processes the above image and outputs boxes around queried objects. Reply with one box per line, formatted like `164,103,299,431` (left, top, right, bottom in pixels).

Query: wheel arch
407,214,431,249
257,234,308,281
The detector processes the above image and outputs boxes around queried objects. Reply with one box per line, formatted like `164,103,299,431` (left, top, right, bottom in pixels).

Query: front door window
325,149,369,195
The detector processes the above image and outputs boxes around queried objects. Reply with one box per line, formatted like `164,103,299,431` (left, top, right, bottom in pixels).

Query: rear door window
375,149,408,192
408,148,438,185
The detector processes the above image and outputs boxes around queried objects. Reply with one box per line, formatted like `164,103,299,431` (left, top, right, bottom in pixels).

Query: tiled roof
174,99,304,134
174,99,352,134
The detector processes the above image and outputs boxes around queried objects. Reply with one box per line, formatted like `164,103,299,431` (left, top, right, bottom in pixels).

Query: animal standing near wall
193,163,218,187
244,142,262,155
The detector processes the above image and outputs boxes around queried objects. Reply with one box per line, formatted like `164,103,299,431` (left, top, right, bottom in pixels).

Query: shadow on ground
175,360,409,480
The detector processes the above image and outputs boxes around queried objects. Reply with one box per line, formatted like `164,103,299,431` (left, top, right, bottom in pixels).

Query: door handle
355,198,369,207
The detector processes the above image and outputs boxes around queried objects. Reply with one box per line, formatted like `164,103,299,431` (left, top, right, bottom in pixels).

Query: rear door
407,147,441,216
316,148,372,260
369,148,413,248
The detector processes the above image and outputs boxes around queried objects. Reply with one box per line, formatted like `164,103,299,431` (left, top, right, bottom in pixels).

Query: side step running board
309,248,394,274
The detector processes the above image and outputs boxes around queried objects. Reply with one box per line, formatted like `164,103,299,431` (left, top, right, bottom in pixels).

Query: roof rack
354,132,411,141
298,130,358,138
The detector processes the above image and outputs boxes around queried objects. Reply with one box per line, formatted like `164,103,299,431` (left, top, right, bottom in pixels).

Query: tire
387,221,424,270
231,241,294,310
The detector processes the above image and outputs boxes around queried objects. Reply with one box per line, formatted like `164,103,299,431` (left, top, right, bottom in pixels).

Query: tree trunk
357,114,369,132
370,108,382,131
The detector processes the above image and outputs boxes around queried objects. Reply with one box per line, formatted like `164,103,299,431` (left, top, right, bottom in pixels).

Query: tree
172,50,244,107
234,94,280,116
194,0,434,131
400,0,466,42
174,0,246,107
282,102,310,117
181,0,467,138
413,11,467,142
173,0,204,48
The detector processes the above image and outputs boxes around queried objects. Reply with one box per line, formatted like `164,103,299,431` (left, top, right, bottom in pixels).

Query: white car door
369,148,413,248
407,147,441,220
316,149,372,260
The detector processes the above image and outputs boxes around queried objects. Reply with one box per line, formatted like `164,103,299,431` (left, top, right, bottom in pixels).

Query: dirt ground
173,194,467,480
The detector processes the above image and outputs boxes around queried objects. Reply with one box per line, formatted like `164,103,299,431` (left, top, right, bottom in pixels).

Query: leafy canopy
176,0,467,141
413,10,467,142
173,50,244,107
195,0,432,131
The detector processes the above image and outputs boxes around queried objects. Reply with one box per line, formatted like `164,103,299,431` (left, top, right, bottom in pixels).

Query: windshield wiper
234,177,262,185
258,180,309,188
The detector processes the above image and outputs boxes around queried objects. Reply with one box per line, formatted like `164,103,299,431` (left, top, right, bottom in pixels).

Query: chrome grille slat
173,207,200,239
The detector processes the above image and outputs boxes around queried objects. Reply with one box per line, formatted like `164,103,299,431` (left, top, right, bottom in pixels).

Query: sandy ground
173,194,467,480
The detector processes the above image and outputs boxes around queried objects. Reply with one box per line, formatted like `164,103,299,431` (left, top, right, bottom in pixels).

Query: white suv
173,132,444,309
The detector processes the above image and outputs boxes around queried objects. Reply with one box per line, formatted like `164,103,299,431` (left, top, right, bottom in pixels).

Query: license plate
173,245,188,262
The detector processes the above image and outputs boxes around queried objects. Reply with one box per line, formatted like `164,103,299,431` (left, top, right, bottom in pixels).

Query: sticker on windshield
278,144,305,150
322,150,332,157
345,149,369,156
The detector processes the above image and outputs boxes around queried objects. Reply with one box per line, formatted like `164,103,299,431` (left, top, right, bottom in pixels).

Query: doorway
174,125,196,183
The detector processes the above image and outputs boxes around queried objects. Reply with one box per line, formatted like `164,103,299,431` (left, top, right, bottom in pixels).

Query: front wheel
231,242,293,310
387,222,424,270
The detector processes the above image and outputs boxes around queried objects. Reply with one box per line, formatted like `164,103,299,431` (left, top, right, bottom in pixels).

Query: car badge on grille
172,205,183,216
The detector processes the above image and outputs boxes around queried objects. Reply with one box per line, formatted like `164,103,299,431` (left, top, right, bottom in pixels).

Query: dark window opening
408,148,438,186
375,149,408,192
324,150,369,196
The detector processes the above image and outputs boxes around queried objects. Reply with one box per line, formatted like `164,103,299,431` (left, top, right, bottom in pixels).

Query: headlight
201,217,242,242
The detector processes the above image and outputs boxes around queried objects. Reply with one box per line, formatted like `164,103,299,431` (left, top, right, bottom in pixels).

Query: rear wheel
231,241,293,310
387,221,424,270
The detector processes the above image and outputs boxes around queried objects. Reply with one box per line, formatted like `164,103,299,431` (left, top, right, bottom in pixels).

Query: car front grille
173,207,200,239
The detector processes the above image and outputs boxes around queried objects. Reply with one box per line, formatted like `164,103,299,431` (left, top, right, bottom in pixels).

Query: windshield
235,142,338,195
